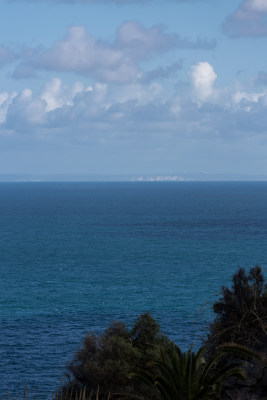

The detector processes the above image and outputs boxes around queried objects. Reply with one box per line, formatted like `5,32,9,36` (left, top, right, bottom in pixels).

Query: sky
0,0,267,177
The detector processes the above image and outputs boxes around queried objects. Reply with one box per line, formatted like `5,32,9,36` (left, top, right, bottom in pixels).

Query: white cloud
0,92,10,123
232,90,266,105
8,89,47,125
0,91,17,123
190,62,217,103
0,92,9,107
40,77,88,111
2,63,267,150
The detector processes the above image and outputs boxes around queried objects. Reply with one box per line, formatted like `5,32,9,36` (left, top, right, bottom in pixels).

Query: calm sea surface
0,182,267,395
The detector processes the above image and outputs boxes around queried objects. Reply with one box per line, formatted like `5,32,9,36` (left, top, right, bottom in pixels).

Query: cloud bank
1,62,267,147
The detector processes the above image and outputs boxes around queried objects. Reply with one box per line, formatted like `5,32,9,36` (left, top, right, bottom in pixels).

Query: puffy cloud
5,88,47,127
0,91,17,123
40,77,90,111
190,62,217,103
223,0,267,37
2,64,267,152
32,23,165,82
16,22,215,83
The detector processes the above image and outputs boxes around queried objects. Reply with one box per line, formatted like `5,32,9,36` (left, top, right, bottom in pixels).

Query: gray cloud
0,45,17,67
13,64,36,79
223,0,267,37
139,61,183,84
15,22,215,83
257,71,267,84
174,36,216,50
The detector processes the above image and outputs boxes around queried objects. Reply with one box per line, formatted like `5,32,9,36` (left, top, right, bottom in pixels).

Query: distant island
132,175,185,181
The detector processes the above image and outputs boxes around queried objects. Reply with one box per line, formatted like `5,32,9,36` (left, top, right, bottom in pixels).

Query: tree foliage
205,266,267,399
134,342,250,400
62,267,267,399
206,266,267,351
63,312,170,399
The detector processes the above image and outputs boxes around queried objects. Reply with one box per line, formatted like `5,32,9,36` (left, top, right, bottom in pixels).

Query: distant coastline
1,173,267,182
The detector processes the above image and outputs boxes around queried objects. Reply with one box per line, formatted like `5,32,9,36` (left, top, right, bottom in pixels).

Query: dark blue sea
1,182,267,395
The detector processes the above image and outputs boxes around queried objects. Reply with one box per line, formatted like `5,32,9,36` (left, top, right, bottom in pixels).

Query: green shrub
134,342,252,400
205,266,267,400
206,266,267,352
63,312,170,399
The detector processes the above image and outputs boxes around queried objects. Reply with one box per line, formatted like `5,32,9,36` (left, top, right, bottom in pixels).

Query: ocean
0,181,267,395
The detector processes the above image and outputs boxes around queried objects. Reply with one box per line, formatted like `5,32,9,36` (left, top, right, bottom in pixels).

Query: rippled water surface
1,182,267,395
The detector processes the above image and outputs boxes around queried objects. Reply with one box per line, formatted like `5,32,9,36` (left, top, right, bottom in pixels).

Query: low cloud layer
224,0,267,37
1,62,267,145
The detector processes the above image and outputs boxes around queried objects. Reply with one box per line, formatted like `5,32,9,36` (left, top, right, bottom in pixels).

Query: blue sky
1,0,267,177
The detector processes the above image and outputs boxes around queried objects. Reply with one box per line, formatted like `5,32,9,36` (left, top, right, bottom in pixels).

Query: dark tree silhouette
63,312,170,399
207,266,267,351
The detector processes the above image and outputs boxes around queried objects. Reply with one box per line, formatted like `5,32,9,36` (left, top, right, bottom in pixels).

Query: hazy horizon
1,172,267,182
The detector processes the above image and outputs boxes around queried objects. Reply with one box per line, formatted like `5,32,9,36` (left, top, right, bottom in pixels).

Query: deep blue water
0,181,267,395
